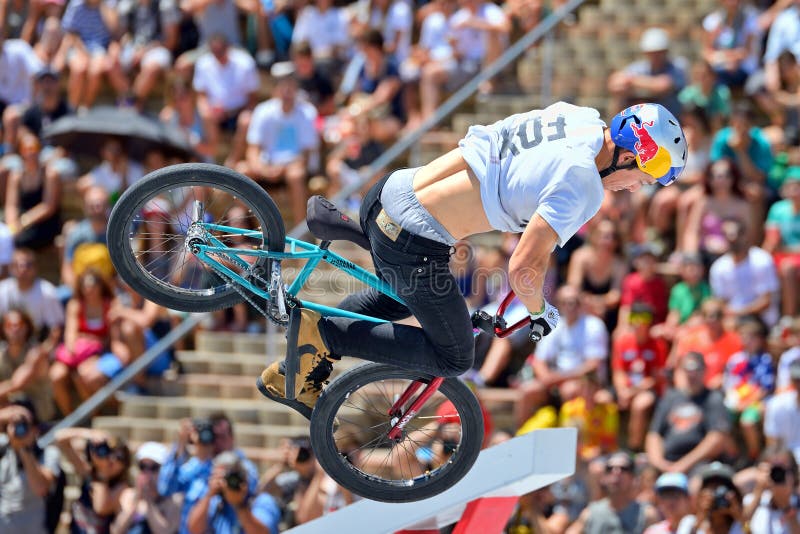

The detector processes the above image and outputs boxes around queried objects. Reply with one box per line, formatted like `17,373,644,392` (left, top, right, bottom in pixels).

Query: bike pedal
283,306,303,400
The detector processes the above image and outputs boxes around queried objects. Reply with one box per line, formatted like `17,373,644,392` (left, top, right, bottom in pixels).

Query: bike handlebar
471,290,542,342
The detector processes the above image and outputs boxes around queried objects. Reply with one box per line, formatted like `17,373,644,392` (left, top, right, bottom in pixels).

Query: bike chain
211,254,292,328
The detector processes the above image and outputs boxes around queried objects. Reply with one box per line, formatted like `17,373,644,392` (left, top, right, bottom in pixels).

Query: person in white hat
607,27,689,117
112,441,181,534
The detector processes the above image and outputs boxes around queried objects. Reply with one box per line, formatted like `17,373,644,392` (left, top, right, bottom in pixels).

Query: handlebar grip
529,323,545,343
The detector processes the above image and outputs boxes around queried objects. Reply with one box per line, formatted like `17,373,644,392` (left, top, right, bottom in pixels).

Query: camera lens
224,469,244,490
194,419,215,445
296,446,312,463
771,465,788,484
13,421,28,437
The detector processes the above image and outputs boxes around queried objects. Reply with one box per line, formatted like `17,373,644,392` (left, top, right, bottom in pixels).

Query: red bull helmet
609,103,687,186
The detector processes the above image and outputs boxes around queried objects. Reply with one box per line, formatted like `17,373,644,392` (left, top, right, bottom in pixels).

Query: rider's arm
508,214,559,316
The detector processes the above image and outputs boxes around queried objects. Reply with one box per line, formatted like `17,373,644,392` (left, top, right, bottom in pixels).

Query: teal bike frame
188,223,403,324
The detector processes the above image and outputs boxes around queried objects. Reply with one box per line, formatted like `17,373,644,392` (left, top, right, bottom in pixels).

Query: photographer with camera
742,446,800,534
55,427,131,534
0,401,61,533
187,451,280,534
676,462,745,534
158,413,259,534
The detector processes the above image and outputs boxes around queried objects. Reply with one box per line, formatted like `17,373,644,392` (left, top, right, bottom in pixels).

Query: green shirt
766,198,800,250
668,280,712,323
678,83,731,120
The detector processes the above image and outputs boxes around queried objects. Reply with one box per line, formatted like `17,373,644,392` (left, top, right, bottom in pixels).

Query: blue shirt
205,494,281,534
710,127,774,176
61,1,111,49
158,448,259,534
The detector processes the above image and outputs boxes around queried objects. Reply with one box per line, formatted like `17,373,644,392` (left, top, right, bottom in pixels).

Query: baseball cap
640,28,670,53
655,472,689,494
680,252,704,265
630,242,658,260
270,61,296,80
135,442,168,465
699,461,735,487
682,351,706,372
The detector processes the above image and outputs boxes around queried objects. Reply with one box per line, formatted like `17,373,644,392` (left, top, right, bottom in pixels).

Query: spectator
342,29,405,144
617,243,669,333
682,158,751,261
0,248,64,344
566,218,627,332
259,437,320,528
418,0,508,120
646,351,729,475
607,27,688,117
238,62,318,226
187,451,281,534
514,285,609,427
112,442,181,534
775,317,800,391
158,75,212,158
291,0,349,76
351,0,413,63
0,35,43,150
764,359,800,463
0,402,61,534
678,61,732,131
115,0,181,108
4,133,60,251
50,268,129,416
3,67,69,156
76,137,145,203
60,186,110,292
670,298,742,389
742,446,800,533
653,252,710,340
611,302,668,451
291,42,335,118
709,217,781,328
700,0,761,89
179,0,242,52
763,167,800,319
323,114,384,201
158,414,259,534
644,473,691,534
558,372,619,461
192,33,258,164
0,307,53,422
676,462,745,534
565,452,658,534
55,428,130,533
59,0,127,111
761,0,800,97
760,51,800,147
722,317,775,462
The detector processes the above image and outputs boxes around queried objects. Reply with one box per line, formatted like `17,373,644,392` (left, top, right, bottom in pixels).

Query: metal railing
38,0,586,447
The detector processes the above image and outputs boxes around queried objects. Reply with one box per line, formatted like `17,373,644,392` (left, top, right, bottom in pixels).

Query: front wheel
310,363,483,503
107,163,285,312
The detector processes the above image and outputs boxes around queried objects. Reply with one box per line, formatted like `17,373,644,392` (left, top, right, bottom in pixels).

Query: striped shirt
62,0,111,49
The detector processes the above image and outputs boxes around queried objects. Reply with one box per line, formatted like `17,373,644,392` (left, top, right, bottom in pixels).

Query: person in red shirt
612,302,668,450
670,298,743,390
617,244,669,335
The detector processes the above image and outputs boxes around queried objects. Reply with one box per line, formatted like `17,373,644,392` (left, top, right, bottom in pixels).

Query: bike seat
306,196,370,250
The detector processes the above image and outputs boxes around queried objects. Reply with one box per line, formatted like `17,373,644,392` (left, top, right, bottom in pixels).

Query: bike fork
387,377,445,441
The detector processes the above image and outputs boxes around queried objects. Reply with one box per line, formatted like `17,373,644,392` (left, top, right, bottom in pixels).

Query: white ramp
287,428,577,533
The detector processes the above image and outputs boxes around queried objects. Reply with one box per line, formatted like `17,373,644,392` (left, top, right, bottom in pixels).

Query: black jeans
318,173,475,377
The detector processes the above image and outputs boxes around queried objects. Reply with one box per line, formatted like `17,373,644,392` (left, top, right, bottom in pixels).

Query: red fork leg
388,380,424,417
387,377,445,441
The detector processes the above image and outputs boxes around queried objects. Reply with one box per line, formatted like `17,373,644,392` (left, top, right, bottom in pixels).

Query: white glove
529,300,560,342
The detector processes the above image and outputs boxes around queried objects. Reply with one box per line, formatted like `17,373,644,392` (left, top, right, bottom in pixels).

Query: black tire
107,163,285,312
310,363,483,503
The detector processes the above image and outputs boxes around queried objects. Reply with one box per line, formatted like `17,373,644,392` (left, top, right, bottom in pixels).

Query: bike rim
328,376,471,488
120,182,270,299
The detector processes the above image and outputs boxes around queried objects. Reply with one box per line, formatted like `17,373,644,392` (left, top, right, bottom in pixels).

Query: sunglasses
605,464,634,474
138,462,160,473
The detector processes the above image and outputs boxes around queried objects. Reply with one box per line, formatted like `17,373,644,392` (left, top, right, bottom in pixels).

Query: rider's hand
529,300,559,342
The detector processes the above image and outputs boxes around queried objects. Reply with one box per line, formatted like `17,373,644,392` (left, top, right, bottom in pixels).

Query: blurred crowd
0,0,799,532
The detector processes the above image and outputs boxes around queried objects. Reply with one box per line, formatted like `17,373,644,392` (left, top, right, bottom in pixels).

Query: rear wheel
310,363,483,503
107,163,285,312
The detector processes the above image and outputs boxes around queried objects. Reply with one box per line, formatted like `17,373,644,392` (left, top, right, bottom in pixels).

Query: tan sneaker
256,308,336,420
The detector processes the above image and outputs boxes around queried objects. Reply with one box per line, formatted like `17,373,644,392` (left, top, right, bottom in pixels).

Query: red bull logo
630,120,671,179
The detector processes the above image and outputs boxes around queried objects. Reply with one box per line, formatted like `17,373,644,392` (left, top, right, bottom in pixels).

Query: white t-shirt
709,247,780,327
764,391,800,464
246,98,319,165
292,6,350,59
0,39,43,105
776,347,800,391
370,0,412,62
743,490,800,534
535,313,609,383
702,6,761,74
448,3,507,63
458,101,606,245
0,223,13,267
764,5,800,62
0,278,64,329
88,160,145,197
193,48,259,111
419,11,453,61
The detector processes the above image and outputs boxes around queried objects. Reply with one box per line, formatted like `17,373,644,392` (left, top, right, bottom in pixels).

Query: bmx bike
107,163,533,502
